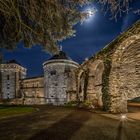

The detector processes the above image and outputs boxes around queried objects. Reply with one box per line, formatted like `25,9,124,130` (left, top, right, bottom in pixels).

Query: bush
79,100,95,110
64,101,82,107
65,100,98,110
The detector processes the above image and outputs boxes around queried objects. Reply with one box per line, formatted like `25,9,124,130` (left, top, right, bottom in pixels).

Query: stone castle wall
20,76,45,105
0,20,139,113
77,20,140,113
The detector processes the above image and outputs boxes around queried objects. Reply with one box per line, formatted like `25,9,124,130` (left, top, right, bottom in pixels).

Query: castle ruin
0,20,140,113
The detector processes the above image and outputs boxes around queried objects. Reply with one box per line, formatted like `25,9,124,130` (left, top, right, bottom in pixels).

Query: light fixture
120,114,127,121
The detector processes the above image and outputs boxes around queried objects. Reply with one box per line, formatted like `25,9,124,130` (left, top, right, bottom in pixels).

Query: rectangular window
50,70,56,75
7,75,9,80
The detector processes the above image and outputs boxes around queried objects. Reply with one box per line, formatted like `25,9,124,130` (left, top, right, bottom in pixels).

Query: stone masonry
0,20,139,113
0,60,26,99
43,51,79,105
77,20,140,113
20,76,45,105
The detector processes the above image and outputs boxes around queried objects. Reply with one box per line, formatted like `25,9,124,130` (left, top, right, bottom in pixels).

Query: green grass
0,105,35,118
0,106,140,140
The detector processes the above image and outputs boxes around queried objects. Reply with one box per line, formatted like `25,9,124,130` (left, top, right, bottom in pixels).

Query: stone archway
87,60,104,107
109,35,140,113
77,70,85,101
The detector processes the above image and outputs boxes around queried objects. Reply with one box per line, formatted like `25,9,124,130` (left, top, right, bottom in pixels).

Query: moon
87,9,94,17
81,7,97,24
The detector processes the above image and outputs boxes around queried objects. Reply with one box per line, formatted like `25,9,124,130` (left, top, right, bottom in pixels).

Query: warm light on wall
120,114,127,121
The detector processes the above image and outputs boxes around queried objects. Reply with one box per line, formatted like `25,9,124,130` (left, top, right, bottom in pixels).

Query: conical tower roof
49,51,71,60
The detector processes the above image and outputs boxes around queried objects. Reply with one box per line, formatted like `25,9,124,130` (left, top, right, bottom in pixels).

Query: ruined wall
77,58,104,107
109,36,140,113
77,20,140,112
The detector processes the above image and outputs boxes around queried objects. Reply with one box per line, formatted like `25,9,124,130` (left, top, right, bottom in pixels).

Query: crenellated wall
20,76,45,105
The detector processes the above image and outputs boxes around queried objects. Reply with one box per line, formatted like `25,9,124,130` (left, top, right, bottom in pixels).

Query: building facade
20,76,45,105
0,20,139,113
0,60,26,99
43,51,79,105
0,51,79,105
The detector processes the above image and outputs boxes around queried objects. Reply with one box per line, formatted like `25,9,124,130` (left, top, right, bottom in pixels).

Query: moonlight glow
87,9,94,17
82,7,97,24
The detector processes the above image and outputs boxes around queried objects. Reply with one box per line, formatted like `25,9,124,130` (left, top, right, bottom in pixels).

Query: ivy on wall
76,20,140,111
102,58,111,111
83,69,89,101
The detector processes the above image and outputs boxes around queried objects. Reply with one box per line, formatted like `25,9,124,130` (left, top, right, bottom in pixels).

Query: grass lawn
0,106,140,140
0,105,35,119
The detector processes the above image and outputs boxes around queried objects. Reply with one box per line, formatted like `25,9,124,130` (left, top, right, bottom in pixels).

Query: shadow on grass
29,111,91,140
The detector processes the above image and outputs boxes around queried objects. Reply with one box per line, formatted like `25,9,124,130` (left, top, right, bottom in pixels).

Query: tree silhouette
0,0,138,54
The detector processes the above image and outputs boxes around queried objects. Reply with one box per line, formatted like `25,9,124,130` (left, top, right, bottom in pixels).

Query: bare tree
0,0,138,54
97,0,137,20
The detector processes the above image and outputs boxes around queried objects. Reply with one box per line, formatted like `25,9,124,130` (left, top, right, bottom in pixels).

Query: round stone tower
43,51,79,105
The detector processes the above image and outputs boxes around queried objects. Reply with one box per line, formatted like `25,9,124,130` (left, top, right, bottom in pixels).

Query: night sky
1,1,140,77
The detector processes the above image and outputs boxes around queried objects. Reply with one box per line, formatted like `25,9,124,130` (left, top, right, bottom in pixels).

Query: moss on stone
83,69,89,101
102,58,112,111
